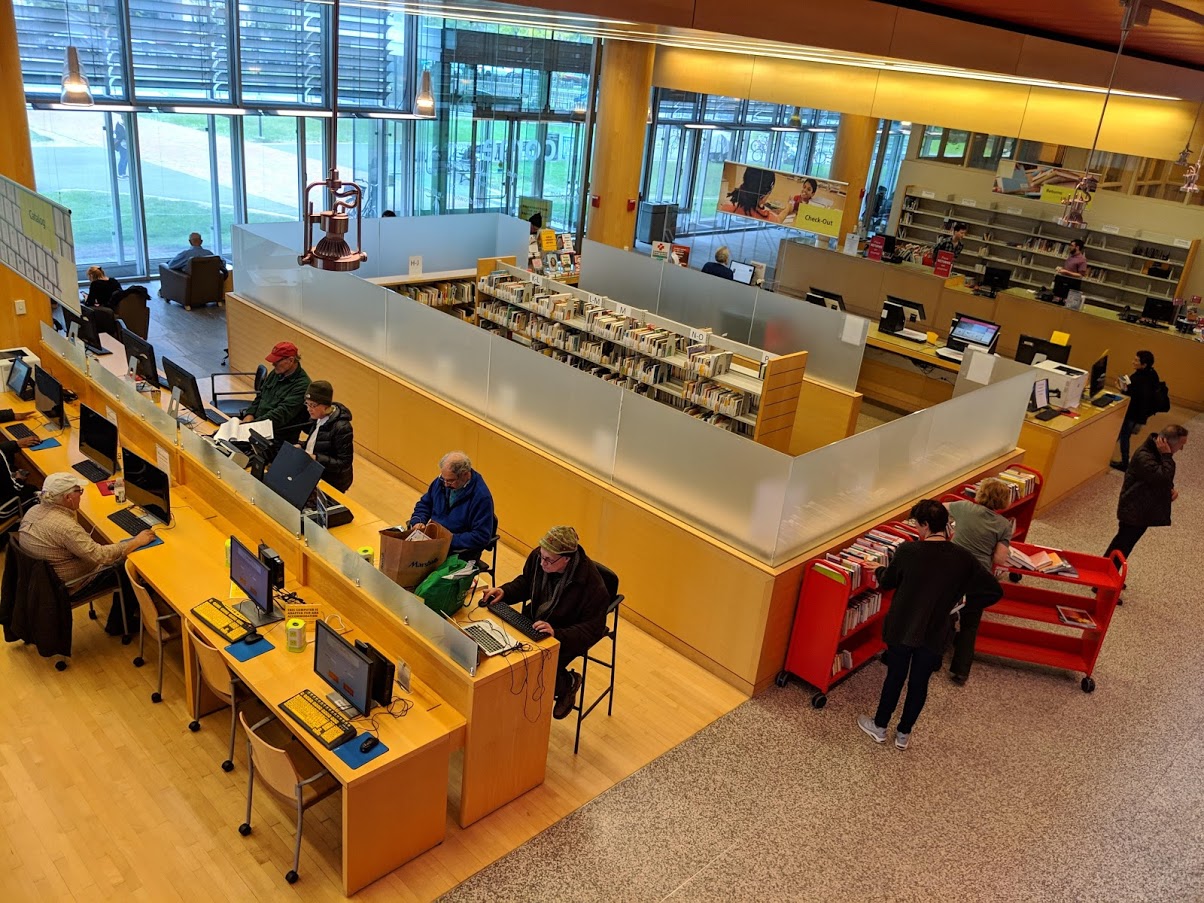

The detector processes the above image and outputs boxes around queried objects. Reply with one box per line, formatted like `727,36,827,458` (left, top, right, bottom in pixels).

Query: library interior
1,1,1204,900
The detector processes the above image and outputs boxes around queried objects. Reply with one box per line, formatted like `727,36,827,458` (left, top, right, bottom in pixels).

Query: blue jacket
409,472,495,558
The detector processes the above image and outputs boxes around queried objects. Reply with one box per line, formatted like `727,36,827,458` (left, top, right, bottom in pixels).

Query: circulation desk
1018,396,1130,512
860,324,958,412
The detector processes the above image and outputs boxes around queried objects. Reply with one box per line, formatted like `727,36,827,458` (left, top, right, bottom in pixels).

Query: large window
127,0,231,101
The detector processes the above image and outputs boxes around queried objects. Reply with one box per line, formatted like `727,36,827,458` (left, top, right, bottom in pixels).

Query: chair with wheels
185,621,246,772
210,363,267,418
474,515,500,586
572,562,623,755
125,560,181,703
237,711,340,885
158,256,226,311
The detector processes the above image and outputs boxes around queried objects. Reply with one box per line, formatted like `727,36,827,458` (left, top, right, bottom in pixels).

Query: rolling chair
237,711,340,885
571,562,623,754
126,560,181,704
158,255,226,310
210,363,267,418
474,515,501,586
185,621,247,772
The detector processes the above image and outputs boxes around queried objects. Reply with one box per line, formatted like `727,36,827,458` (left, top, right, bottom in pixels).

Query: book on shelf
1056,606,1097,629
831,648,854,676
842,591,882,637
1008,546,1078,577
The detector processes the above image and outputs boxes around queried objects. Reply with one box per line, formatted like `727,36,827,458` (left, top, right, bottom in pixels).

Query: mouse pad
333,736,389,769
97,480,115,496
128,536,164,552
224,636,274,662
29,437,61,452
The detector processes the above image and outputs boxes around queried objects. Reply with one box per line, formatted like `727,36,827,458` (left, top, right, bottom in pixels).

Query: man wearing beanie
240,341,310,444
481,526,610,719
297,380,354,492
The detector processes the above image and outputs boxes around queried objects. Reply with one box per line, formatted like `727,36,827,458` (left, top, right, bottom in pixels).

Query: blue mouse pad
129,536,164,551
29,437,62,451
224,636,274,661
333,735,389,769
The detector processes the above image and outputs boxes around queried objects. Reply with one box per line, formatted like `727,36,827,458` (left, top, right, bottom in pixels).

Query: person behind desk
701,246,735,280
1056,239,1088,277
297,380,354,492
84,266,122,309
166,232,226,275
1112,350,1161,471
240,341,311,445
480,526,609,720
408,451,494,565
18,472,156,635
932,222,968,260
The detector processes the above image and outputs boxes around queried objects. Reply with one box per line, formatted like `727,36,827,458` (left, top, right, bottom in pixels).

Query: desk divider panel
953,349,1036,397
232,226,303,318
656,259,757,339
578,239,665,311
300,265,388,363
748,291,866,392
41,320,86,374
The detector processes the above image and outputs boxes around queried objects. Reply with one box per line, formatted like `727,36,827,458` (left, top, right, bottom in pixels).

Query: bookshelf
898,189,1199,313
475,261,808,450
940,464,1043,544
369,269,478,319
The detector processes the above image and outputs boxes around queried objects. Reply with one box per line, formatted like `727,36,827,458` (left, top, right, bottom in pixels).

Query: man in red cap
240,341,311,444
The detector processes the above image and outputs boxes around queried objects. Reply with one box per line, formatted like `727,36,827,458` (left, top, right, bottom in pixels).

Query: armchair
158,256,226,311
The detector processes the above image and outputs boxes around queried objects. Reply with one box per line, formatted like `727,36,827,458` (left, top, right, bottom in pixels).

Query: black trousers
75,566,139,637
874,643,942,734
554,634,593,698
1116,418,1144,466
950,606,984,678
1105,523,1148,565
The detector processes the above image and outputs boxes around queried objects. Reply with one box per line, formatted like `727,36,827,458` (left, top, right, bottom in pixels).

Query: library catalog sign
717,162,846,238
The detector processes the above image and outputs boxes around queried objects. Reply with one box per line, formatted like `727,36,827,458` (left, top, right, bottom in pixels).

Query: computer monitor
804,292,826,308
229,534,274,621
1015,334,1072,366
947,313,1002,354
1089,352,1109,398
353,638,395,710
879,300,905,335
809,287,846,311
34,366,65,430
264,441,325,510
120,445,171,522
730,261,755,285
314,619,375,717
982,266,1011,293
1052,274,1082,300
62,307,105,350
885,295,926,325
1031,378,1049,411
78,404,118,476
6,357,31,398
161,356,208,420
120,328,161,388
1141,296,1175,324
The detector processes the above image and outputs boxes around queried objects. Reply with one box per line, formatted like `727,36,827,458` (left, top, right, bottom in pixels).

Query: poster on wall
0,175,78,313
716,162,846,238
993,162,1096,208
651,241,690,266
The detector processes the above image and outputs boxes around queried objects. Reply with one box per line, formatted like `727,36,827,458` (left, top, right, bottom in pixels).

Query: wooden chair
125,560,181,703
237,711,340,885
572,562,623,755
185,621,245,772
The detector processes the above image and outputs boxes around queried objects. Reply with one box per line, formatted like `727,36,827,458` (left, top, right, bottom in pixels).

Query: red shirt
1064,251,1088,275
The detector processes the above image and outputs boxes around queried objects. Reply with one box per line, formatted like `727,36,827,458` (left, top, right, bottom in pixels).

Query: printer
1035,359,1086,410
0,347,40,390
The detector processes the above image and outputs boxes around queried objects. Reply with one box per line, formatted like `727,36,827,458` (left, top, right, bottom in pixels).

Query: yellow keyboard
280,689,357,750
192,598,253,642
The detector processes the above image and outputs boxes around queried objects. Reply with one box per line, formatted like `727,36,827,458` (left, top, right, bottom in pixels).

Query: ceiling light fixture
59,0,93,107
415,69,435,117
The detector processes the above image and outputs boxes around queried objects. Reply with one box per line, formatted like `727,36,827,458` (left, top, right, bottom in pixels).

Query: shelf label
587,292,602,307
1174,238,1191,249
408,255,423,276
613,302,631,318
689,328,709,343
1006,206,1023,215
920,189,936,199
960,198,978,207
761,350,772,364
1100,224,1120,234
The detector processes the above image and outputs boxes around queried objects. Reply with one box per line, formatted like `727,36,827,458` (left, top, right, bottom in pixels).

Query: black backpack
1153,380,1171,414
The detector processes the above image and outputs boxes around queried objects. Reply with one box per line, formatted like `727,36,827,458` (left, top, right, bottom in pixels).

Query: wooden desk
1018,396,1130,513
859,324,958,411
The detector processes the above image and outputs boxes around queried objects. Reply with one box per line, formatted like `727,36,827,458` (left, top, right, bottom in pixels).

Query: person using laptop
18,472,156,635
239,341,311,444
297,380,354,492
701,246,735,281
480,526,610,720
408,451,495,565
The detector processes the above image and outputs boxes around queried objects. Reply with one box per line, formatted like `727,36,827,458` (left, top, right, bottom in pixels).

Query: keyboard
1034,408,1062,421
5,423,36,441
204,408,228,425
1091,394,1123,408
280,689,357,750
72,459,111,483
895,327,927,343
488,601,546,642
935,347,964,363
108,508,150,535
463,622,508,654
192,597,253,642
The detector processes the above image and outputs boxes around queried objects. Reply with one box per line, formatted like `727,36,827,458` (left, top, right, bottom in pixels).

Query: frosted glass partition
926,374,1031,485
657,262,760,344
304,523,479,675
494,215,530,264
233,226,304,319
485,331,625,475
180,426,235,477
41,320,86,374
612,391,789,557
111,374,178,442
216,447,303,536
300,266,388,363
579,239,664,311
377,213,526,274
383,294,491,415
748,292,866,392
952,350,1035,397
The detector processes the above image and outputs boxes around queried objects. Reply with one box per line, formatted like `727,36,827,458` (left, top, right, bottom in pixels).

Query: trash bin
636,203,678,243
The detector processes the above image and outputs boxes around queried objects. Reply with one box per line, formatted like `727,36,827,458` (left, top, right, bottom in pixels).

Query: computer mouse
243,630,261,645
359,735,379,753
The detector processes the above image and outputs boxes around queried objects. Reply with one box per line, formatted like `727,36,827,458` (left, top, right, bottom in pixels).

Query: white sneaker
895,730,911,750
857,714,887,743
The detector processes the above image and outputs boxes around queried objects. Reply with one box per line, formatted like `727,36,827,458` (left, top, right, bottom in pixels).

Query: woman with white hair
701,245,735,280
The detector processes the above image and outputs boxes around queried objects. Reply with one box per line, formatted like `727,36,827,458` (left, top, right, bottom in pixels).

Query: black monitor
161,356,208,420
982,266,1011,292
120,328,161,388
62,307,105,350
34,366,65,430
353,639,395,710
809,287,846,311
730,261,755,285
880,234,898,256
1142,296,1175,324
947,313,1002,354
78,404,118,477
1052,274,1082,300
314,619,375,717
1089,352,1109,398
120,445,171,522
1015,334,1072,366
879,300,905,335
230,534,273,617
264,441,324,510
885,294,925,325
804,292,826,308
6,357,32,399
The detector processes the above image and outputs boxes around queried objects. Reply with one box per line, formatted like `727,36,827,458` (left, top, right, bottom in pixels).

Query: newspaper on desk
213,418,274,444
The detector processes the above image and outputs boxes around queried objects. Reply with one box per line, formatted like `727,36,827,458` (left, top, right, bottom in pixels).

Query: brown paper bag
378,522,452,588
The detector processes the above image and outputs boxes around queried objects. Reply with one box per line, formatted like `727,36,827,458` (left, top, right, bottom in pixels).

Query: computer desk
860,323,959,411
1018,395,1130,513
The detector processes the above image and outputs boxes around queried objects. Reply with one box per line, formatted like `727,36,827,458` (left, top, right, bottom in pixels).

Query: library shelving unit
475,260,808,450
984,544,1127,693
368,269,477,319
898,188,1199,312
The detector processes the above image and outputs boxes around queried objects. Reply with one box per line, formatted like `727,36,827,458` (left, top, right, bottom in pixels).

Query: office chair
475,515,501,586
126,560,181,704
572,562,623,755
237,711,340,885
158,256,226,310
113,287,151,339
210,363,267,417
185,621,247,772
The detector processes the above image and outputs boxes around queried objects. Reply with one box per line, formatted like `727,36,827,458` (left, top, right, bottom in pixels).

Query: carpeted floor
443,414,1204,903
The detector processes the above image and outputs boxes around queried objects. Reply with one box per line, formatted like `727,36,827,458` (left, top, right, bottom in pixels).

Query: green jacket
242,365,310,440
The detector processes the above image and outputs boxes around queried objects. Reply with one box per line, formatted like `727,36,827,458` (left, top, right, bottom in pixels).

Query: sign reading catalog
716,161,846,239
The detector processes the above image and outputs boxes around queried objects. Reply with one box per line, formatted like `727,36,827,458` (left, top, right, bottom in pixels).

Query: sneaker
950,672,967,685
553,670,581,720
895,730,911,750
857,714,887,743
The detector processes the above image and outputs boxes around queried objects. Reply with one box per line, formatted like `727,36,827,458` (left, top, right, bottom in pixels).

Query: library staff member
408,451,495,565
297,380,354,492
240,341,311,444
932,222,968,260
701,246,735,280
1056,239,1088,277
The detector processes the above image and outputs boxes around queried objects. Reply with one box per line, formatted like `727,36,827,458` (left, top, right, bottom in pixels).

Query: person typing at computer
240,341,311,444
407,451,495,564
296,380,354,492
480,526,609,720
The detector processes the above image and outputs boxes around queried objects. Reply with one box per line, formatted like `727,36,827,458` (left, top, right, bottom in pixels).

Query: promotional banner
0,175,78,312
717,162,846,238
993,162,1095,208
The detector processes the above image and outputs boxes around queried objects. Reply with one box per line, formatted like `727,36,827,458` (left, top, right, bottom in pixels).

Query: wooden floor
0,298,747,901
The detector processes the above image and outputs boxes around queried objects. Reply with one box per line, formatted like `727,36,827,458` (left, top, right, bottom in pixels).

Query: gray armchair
158,255,226,311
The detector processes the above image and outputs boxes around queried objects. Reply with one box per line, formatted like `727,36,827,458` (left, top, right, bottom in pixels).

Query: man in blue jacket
408,451,495,564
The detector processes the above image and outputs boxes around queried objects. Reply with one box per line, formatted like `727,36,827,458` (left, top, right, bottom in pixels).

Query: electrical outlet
14,299,25,315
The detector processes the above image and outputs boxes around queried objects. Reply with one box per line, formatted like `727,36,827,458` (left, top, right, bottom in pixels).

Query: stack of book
684,380,746,417
685,345,732,378
831,649,854,676
1008,545,1078,577
398,280,475,307
534,293,580,321
815,527,907,591
962,467,1036,503
841,591,883,637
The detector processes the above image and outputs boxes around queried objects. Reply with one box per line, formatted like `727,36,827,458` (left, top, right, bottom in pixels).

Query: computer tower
354,639,396,710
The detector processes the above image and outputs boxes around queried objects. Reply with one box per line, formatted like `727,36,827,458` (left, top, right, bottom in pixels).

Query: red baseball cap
265,341,298,363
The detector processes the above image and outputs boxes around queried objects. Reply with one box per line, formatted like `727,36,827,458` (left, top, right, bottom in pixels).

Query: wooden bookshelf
369,268,479,317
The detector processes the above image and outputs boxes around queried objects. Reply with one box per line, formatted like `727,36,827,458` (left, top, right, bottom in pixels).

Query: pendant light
415,69,435,117
60,1,93,107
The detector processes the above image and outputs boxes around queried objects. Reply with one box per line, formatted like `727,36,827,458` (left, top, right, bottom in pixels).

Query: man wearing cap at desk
481,526,610,720
297,380,354,492
240,341,311,444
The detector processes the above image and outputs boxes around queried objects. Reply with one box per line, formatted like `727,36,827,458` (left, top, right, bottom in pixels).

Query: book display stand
940,463,1043,546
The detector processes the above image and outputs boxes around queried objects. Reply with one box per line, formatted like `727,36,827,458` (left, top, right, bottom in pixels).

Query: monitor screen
730,261,755,285
804,292,826,308
6,357,30,396
314,619,374,717
1141,296,1175,323
1032,378,1049,410
120,329,160,388
264,441,325,510
1089,353,1109,398
949,314,1001,351
885,295,925,324
1015,334,1072,366
810,287,846,310
78,404,118,476
161,356,208,419
1052,274,1082,299
879,300,905,335
120,445,171,522
34,367,64,429
229,534,272,615
983,266,1011,291
62,307,103,348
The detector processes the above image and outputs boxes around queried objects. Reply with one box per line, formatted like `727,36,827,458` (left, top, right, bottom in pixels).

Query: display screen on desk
120,445,171,522
79,404,118,475
730,261,755,285
314,619,373,717
230,534,272,615
120,328,160,388
6,357,30,396
949,314,1001,350
161,356,208,419
34,366,64,429
265,442,324,510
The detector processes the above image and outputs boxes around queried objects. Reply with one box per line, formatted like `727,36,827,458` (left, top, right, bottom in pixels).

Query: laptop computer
936,313,1001,363
441,612,519,657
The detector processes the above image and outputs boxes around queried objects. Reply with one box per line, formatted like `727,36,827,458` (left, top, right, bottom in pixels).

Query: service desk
1018,396,1130,512
859,324,958,411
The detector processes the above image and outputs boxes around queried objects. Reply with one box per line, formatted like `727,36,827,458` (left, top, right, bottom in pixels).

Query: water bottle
113,477,125,504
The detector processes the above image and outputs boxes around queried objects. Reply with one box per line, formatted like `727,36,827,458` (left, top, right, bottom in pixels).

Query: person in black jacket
84,266,122,309
1113,350,1161,471
297,380,354,492
857,500,1002,750
0,408,38,523
701,246,735,280
1105,424,1187,565
481,526,610,719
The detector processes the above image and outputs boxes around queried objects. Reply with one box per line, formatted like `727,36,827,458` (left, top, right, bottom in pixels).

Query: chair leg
189,664,202,732
223,681,239,772
152,634,165,703
607,631,618,717
238,749,254,836
116,586,132,645
573,656,589,755
133,619,147,667
287,790,304,884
